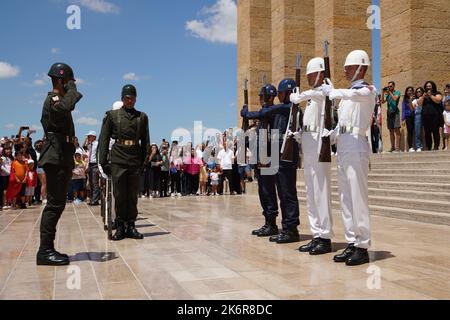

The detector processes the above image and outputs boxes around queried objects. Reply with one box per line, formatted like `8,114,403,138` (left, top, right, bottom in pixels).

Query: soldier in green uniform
37,63,83,266
98,84,150,241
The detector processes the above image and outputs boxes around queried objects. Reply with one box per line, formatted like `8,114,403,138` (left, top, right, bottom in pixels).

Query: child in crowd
210,167,220,196
71,152,87,204
199,161,208,196
443,100,450,151
25,159,38,206
6,152,28,209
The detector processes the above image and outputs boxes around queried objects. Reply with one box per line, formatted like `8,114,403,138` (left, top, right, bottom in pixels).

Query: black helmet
278,78,297,93
259,84,277,97
48,63,75,81
122,84,137,98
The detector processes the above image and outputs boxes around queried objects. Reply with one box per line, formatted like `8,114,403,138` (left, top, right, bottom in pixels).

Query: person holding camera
417,81,443,151
381,81,401,152
402,87,416,152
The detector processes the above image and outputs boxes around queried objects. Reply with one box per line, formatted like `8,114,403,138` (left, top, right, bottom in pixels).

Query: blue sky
0,0,379,143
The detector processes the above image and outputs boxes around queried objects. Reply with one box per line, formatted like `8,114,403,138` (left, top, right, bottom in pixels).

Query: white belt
302,125,318,133
339,126,366,136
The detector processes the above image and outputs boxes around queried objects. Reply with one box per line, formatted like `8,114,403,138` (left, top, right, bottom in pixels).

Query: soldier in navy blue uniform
243,84,280,238
242,79,301,244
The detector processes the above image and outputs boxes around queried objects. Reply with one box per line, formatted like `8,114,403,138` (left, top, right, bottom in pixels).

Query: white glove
287,129,302,144
290,87,303,104
321,78,334,97
321,128,338,145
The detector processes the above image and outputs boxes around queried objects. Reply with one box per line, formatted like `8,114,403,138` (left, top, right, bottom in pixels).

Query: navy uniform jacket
39,89,83,169
242,103,299,168
98,107,150,168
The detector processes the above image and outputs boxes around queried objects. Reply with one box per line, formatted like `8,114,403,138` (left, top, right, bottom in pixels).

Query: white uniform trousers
302,134,333,239
336,151,371,249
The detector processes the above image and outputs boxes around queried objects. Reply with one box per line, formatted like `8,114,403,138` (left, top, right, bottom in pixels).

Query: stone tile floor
0,194,449,300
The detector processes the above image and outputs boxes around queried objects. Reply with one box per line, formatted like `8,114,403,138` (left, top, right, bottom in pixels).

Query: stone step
366,180,450,192
296,185,450,202
370,151,450,160
369,161,450,170
297,197,450,226
368,174,450,183
297,168,450,177
297,190,450,213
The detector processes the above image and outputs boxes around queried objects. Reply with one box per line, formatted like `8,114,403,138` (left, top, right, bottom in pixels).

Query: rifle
319,40,332,163
281,54,302,162
259,75,271,168
242,79,249,132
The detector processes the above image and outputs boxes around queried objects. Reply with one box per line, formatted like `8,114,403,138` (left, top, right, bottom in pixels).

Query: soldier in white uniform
321,50,377,266
289,57,333,255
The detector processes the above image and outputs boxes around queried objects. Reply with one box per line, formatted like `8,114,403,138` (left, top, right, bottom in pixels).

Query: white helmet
344,50,371,67
306,57,325,75
112,101,123,110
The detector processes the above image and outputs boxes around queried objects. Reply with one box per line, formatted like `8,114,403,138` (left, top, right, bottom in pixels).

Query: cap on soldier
122,84,137,98
344,50,371,67
259,85,277,97
306,57,325,75
48,63,75,81
278,78,296,92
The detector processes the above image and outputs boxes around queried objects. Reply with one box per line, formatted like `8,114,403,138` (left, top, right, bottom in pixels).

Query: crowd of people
375,81,450,153
0,128,256,211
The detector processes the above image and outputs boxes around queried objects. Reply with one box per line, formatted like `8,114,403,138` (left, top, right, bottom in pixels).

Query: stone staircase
248,151,450,226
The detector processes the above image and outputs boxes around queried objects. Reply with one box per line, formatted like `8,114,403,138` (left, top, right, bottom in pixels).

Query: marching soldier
321,50,377,266
290,57,334,255
243,84,280,238
98,84,150,241
242,79,301,244
37,63,82,266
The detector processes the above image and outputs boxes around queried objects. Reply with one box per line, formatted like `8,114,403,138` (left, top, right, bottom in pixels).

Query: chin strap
314,71,322,87
351,65,363,83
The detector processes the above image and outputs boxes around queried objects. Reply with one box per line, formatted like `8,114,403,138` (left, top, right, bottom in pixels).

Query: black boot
37,249,70,266
269,234,279,242
252,224,269,236
309,238,332,255
276,228,300,244
298,238,320,252
333,243,356,262
346,247,370,266
112,220,126,241
126,222,144,240
257,224,279,237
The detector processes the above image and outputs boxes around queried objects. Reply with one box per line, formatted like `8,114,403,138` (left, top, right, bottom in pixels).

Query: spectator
381,81,401,152
70,152,87,204
210,167,220,196
149,144,162,197
402,86,416,152
217,141,235,194
419,81,443,151
184,148,201,195
412,87,425,152
7,152,28,209
199,160,208,196
442,84,450,150
84,131,100,205
0,146,13,210
73,137,85,155
443,99,450,151
160,147,170,197
34,140,45,204
169,141,182,197
371,94,382,153
25,160,38,206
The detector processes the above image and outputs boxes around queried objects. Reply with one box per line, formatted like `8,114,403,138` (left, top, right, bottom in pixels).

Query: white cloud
5,123,16,129
0,61,20,79
75,78,86,85
185,0,237,45
32,73,50,86
71,0,120,14
51,48,61,54
122,73,150,81
123,72,140,81
76,117,100,126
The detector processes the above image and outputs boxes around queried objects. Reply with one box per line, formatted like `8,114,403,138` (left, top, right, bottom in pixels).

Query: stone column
237,0,272,128
270,0,315,92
